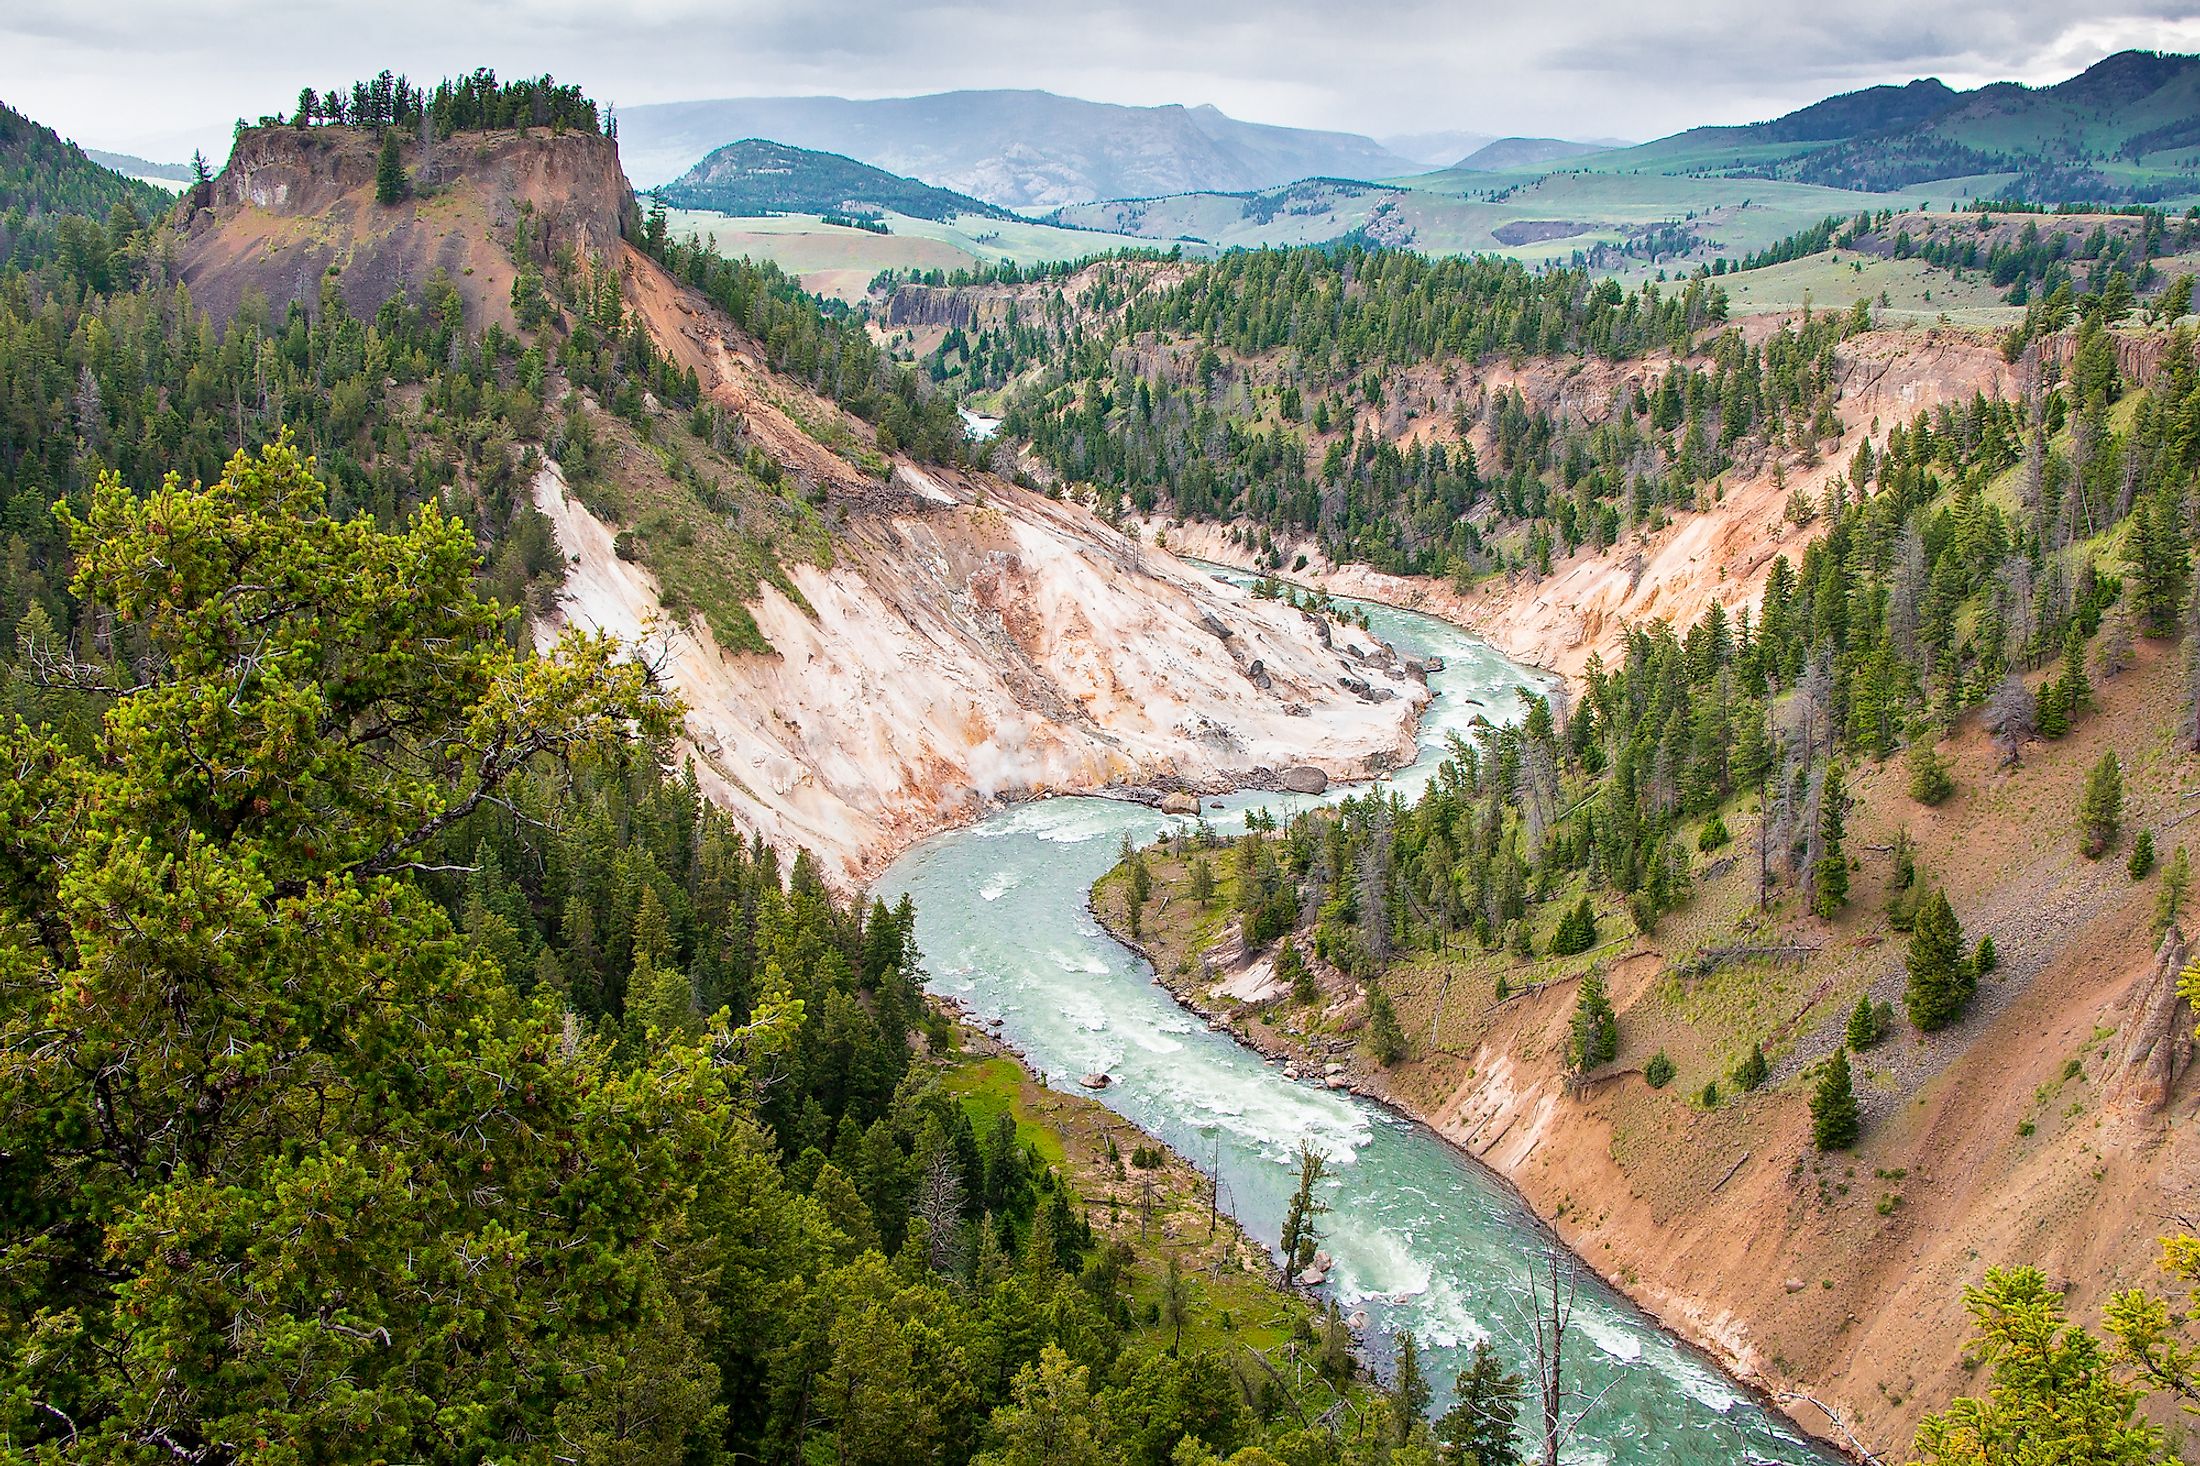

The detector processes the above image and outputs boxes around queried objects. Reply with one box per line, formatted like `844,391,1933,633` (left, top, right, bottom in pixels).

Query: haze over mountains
661,137,1014,222
615,89,1426,207
619,49,2200,231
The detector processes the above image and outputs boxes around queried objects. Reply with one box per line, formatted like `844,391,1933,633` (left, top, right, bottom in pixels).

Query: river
878,580,1836,1465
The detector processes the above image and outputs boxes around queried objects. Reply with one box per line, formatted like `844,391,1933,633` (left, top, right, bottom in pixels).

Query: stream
877,578,1836,1464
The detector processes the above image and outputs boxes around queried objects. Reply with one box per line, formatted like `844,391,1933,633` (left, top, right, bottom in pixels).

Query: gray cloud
3,0,2195,163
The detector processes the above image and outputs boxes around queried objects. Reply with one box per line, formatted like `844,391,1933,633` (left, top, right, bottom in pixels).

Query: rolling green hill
1568,50,2200,205
659,137,1015,221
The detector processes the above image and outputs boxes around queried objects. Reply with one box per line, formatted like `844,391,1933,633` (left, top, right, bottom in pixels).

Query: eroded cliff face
176,125,636,327
534,457,1425,884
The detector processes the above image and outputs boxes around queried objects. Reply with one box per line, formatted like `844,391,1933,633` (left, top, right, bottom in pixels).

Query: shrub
1548,896,1598,956
1645,1050,1676,1088
1906,740,1955,805
1698,815,1731,851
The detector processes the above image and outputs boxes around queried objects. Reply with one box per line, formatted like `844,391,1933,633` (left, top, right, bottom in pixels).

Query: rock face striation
2109,927,2194,1113
176,125,637,327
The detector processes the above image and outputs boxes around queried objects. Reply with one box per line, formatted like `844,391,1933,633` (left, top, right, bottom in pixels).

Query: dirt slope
1126,639,2198,1455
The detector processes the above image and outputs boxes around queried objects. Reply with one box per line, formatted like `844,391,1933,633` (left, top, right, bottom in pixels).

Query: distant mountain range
659,138,1014,222
1601,49,2200,202
1377,130,1499,167
83,148,193,185
1452,137,1612,171
615,90,1427,209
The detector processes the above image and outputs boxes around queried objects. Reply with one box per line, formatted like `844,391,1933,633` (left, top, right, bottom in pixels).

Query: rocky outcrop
2108,926,2193,1113
177,125,637,328
882,284,979,331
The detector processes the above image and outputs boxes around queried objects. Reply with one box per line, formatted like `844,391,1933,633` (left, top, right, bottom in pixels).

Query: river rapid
878,579,1836,1465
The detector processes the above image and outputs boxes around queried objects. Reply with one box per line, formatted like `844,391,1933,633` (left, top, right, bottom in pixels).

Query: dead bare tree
1500,1249,1625,1466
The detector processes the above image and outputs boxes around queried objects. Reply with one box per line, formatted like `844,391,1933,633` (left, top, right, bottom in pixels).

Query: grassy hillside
1569,50,2200,207
660,137,1015,222
660,205,1148,301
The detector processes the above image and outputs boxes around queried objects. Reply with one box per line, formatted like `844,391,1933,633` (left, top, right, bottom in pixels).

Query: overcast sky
9,0,2200,162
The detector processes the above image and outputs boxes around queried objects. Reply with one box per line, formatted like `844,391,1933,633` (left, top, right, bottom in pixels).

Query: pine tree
1392,1329,1431,1442
1904,888,1973,1031
375,128,409,205
1846,993,1883,1050
1811,763,1851,919
1548,895,1598,956
1811,1048,1862,1150
1277,1143,1329,1280
2131,490,2192,636
2078,752,2124,859
2159,846,2192,934
1188,855,1216,907
2130,830,2158,881
1733,1041,1769,1092
1569,969,1618,1071
1439,1339,1524,1466
2057,624,2091,720
1364,983,1406,1066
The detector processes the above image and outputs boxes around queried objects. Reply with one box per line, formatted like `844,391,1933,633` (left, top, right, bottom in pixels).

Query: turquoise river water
878,579,1836,1465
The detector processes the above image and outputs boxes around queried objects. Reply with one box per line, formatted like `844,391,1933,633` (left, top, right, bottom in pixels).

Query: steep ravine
1099,602,2200,1459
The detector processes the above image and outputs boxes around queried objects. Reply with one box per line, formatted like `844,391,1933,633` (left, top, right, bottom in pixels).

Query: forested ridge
974,245,1870,579
0,98,170,281
1095,304,2200,1461
0,81,1485,1466
1122,312,2196,1081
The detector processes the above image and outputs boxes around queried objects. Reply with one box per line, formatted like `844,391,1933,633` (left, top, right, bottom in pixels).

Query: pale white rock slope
534,461,1426,884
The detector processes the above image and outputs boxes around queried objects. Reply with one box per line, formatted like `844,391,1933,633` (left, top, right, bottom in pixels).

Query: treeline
0,98,171,277
1112,246,1729,368
1177,319,2197,1071
272,67,607,137
1004,278,1861,578
869,245,1183,295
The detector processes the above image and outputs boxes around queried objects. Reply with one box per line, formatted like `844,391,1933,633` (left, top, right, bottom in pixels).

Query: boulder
1078,1072,1112,1090
1160,792,1200,815
1280,766,1328,794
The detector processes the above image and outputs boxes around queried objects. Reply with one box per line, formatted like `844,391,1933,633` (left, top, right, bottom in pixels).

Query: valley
5,36,2200,1466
